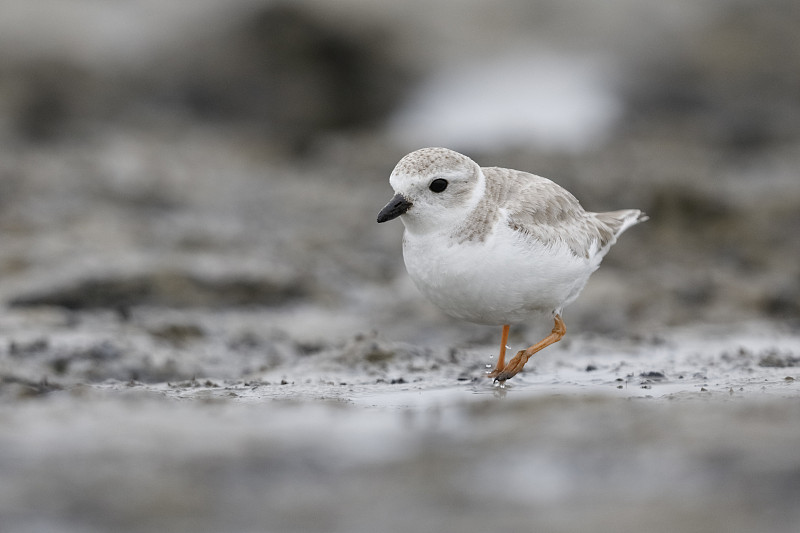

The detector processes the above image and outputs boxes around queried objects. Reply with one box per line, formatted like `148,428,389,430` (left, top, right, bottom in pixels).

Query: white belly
402,226,594,325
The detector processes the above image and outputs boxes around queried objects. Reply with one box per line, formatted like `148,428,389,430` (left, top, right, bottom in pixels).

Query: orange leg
490,315,566,383
487,324,510,378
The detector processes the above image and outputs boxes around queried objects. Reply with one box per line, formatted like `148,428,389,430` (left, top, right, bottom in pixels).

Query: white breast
402,223,595,325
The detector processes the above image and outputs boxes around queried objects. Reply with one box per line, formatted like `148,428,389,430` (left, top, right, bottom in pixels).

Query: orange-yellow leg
490,315,566,382
487,324,511,377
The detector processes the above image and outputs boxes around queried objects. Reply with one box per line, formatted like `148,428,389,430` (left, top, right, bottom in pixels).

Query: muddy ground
1,1,799,532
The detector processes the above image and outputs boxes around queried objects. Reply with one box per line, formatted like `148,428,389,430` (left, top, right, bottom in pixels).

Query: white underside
402,222,601,326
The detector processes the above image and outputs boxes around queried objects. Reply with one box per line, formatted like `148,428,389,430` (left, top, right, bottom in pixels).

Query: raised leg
491,315,566,383
487,324,510,378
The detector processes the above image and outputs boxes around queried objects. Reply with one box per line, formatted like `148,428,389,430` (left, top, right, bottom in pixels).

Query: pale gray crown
392,147,477,178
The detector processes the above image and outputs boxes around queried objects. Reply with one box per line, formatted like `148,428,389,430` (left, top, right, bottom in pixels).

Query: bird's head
377,147,484,235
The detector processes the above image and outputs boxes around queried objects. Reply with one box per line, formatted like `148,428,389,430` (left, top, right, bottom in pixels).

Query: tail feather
596,209,648,239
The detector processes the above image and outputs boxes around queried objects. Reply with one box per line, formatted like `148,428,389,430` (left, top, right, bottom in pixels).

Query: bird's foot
488,349,528,383
488,315,566,383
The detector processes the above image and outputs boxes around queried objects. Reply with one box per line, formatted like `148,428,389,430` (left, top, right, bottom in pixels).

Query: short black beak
377,193,413,223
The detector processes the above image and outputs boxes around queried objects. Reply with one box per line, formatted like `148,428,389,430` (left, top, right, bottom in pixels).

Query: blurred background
1,2,800,533
1,0,799,336
0,0,798,342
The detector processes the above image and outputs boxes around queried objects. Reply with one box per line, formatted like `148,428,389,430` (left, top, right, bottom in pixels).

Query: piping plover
377,147,647,382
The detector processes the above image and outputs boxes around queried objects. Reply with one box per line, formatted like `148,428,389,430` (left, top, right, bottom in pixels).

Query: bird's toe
489,350,527,382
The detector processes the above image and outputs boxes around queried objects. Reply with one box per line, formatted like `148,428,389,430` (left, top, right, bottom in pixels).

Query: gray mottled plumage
454,166,646,258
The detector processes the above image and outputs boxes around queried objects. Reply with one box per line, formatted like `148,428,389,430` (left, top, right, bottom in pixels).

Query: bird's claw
487,350,527,382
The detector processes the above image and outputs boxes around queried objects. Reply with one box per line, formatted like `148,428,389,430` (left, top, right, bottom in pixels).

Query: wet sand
2,309,799,533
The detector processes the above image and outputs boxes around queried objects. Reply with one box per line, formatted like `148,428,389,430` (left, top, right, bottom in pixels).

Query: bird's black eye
429,178,448,193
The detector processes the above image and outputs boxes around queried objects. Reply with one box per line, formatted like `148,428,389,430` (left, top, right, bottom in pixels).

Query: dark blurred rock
0,3,410,154
157,3,410,153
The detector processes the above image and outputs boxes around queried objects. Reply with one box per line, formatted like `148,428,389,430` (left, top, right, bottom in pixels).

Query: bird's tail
596,209,648,239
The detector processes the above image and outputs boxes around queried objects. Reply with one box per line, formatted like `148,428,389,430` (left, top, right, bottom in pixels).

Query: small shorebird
377,147,647,382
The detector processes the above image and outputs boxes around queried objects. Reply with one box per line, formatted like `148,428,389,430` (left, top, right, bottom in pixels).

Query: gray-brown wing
485,167,618,258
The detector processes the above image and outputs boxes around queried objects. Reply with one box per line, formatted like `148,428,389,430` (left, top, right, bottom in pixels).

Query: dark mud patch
149,323,206,347
8,271,309,310
759,351,800,368
0,374,63,399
